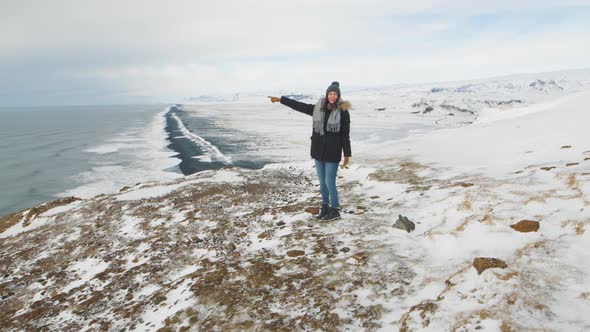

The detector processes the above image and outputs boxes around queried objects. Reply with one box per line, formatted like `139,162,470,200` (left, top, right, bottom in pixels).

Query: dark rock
440,104,474,115
375,108,386,111
510,220,540,233
473,257,508,275
484,99,523,106
411,100,430,108
541,166,556,171
566,163,579,167
561,145,572,149
340,247,350,253
423,106,434,113
276,221,286,226
393,215,415,233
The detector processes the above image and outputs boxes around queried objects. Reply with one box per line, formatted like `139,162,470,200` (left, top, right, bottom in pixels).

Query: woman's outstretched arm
268,96,314,116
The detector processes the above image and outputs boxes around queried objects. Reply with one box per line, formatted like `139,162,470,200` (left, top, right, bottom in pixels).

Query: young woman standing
268,81,351,221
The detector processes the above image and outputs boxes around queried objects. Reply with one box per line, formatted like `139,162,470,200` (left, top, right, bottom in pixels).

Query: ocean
0,104,271,217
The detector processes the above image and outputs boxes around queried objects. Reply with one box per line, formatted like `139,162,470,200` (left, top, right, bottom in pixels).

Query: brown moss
286,250,305,257
399,301,438,332
24,197,81,227
495,271,519,281
576,224,585,235
461,194,473,210
1,196,80,232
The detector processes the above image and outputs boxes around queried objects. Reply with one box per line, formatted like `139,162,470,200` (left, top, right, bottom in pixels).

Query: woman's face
327,91,338,104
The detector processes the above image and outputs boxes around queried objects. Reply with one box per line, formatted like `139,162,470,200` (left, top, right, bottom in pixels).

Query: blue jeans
314,159,339,208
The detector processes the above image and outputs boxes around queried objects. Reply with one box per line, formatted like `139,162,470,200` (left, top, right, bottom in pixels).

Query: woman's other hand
268,96,281,103
341,156,350,169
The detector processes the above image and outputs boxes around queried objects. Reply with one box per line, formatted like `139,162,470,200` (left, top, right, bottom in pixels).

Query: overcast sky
1,0,590,106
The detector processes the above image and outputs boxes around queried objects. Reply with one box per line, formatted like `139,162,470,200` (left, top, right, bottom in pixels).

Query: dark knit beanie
326,81,341,99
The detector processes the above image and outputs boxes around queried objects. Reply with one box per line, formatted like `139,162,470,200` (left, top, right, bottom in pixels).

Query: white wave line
170,112,233,165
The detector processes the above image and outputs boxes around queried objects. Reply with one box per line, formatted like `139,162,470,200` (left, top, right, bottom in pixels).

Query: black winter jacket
280,96,352,163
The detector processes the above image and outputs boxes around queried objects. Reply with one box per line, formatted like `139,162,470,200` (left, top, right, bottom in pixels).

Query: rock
258,232,268,239
473,257,508,275
423,106,434,113
457,182,474,188
540,166,556,171
305,207,319,215
286,250,305,257
369,196,380,199
566,163,579,167
393,215,415,233
510,220,540,233
585,157,590,161
340,247,350,253
276,221,286,226
561,145,572,149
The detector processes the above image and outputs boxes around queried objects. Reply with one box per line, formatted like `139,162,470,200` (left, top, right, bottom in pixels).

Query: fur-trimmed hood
339,100,351,111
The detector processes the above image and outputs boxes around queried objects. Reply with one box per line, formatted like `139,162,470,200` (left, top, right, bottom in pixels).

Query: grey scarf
312,97,341,135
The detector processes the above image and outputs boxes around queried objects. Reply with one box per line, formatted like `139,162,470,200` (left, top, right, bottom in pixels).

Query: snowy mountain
184,94,240,103
1,69,590,331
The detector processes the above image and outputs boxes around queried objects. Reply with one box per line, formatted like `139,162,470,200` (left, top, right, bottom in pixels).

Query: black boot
321,207,341,221
316,204,329,219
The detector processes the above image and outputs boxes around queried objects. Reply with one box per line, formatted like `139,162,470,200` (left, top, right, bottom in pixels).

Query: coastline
2,78,590,330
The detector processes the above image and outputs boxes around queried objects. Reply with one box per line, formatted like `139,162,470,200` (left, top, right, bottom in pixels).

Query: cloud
0,0,589,105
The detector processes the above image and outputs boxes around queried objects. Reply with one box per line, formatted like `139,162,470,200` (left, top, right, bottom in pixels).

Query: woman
268,81,351,221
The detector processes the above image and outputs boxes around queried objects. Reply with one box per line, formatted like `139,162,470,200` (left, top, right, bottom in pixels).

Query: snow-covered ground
1,69,590,331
